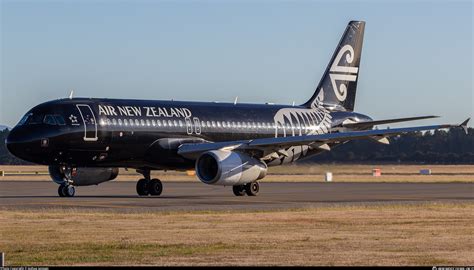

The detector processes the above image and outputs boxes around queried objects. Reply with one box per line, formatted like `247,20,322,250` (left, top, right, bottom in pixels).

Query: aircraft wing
177,118,470,159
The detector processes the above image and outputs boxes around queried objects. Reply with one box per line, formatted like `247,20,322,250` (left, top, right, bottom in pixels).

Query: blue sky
1,0,472,127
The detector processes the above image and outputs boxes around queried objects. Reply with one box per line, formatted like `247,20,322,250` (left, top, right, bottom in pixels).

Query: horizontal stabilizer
342,115,439,129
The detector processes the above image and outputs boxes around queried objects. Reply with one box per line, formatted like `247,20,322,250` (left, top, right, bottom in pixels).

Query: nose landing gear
58,183,76,197
136,169,163,196
56,166,77,197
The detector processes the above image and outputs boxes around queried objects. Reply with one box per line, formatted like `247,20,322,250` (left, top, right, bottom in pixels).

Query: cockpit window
54,115,66,125
43,115,57,125
18,113,32,126
25,114,44,125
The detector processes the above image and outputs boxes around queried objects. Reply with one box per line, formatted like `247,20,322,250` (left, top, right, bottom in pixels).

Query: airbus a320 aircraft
6,21,469,197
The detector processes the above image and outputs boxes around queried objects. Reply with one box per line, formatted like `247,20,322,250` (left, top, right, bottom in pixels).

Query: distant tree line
0,127,473,165
302,128,474,164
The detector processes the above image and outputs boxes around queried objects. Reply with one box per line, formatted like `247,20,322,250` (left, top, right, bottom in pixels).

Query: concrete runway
0,181,472,212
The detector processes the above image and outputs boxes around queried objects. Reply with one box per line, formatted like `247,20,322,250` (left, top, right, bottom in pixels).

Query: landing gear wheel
59,184,75,197
232,185,246,196
58,184,66,197
245,182,259,196
64,185,75,197
136,178,149,196
148,179,163,196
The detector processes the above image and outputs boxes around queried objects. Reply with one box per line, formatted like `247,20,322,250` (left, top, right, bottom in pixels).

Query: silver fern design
273,90,332,138
329,44,359,102
270,90,332,164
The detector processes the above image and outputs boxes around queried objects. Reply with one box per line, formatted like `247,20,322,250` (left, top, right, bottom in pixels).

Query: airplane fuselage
6,98,372,170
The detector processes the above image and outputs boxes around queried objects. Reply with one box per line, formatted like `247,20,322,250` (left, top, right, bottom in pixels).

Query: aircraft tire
232,185,246,196
148,179,163,196
64,185,76,197
136,178,149,196
245,182,259,196
58,184,66,197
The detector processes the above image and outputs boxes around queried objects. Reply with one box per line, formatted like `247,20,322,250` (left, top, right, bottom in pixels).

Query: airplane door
193,117,201,135
185,117,193,135
76,104,98,141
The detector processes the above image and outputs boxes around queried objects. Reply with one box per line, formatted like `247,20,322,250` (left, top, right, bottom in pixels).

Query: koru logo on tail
329,44,359,102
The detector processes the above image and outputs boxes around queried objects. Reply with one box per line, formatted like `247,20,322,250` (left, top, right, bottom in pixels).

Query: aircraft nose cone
6,128,24,158
5,127,40,161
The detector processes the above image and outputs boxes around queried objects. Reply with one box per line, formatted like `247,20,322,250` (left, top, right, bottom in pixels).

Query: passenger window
146,119,150,126
222,122,226,128
54,115,66,125
168,120,173,127
157,120,161,126
112,119,117,125
152,120,156,126
217,121,221,128
43,115,57,125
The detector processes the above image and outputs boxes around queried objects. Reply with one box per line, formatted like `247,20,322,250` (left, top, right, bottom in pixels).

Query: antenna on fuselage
69,90,74,99
234,96,238,105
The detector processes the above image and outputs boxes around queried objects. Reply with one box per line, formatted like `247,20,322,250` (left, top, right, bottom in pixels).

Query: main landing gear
232,182,259,196
136,169,163,196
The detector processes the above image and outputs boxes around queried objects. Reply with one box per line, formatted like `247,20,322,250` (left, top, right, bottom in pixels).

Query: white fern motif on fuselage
270,90,332,164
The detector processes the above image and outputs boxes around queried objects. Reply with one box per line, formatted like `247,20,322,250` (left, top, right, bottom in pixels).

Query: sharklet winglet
460,118,470,135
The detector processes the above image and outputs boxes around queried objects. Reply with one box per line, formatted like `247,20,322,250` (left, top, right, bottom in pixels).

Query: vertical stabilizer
302,21,365,111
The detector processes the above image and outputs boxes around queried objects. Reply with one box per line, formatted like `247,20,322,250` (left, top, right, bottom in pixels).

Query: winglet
460,118,470,134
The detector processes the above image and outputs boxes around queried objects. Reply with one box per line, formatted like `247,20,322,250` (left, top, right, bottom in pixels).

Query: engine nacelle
49,166,119,186
195,150,267,186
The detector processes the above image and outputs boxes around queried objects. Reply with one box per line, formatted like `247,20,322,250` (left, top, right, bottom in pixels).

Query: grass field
1,164,473,182
0,202,472,266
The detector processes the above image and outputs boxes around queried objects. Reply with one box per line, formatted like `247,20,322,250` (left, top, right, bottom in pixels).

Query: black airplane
6,21,469,197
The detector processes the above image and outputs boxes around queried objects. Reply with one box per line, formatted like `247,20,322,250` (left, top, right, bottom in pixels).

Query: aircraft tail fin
302,20,365,111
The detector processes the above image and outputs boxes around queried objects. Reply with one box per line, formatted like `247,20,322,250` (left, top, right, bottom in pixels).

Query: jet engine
49,166,119,186
195,150,267,186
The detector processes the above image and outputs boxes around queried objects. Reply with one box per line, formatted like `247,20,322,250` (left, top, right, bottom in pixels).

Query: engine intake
196,150,267,186
49,166,119,186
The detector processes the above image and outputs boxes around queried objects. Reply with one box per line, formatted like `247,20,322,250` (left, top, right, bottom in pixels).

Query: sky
1,0,472,128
